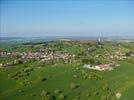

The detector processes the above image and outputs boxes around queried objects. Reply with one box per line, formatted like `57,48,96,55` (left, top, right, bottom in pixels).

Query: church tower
97,37,103,48
98,37,101,43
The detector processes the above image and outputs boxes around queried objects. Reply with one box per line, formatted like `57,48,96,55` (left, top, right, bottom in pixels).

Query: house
83,64,114,71
83,64,91,68
95,64,113,71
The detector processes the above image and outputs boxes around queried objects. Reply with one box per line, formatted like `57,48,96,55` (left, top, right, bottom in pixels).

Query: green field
0,60,134,100
0,41,134,100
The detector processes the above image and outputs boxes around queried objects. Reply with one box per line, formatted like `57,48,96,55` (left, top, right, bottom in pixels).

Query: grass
0,41,134,99
0,60,134,100
61,46,82,54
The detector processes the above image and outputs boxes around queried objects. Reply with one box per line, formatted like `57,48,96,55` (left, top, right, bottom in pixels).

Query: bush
81,58,90,64
76,95,80,99
87,94,91,97
40,90,48,96
94,91,99,95
54,89,61,94
41,77,47,82
18,89,24,93
58,94,65,100
70,83,79,90
44,95,56,100
41,90,56,100
21,79,32,86
73,75,78,78
30,93,36,96
76,91,80,95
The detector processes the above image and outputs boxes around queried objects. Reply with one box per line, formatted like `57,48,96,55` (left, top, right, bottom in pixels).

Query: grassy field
0,41,134,100
0,60,134,100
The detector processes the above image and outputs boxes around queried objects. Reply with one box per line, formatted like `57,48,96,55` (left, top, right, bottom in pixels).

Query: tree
58,94,65,100
81,58,89,64
89,58,95,65
70,83,79,90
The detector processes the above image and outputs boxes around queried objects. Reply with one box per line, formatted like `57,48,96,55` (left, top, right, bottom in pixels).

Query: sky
0,0,134,37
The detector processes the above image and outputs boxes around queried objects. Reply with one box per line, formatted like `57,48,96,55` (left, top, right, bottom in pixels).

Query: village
0,46,132,71
0,50,76,67
0,37,134,71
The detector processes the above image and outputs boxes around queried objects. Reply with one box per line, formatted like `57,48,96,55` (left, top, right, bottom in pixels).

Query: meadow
0,60,134,100
0,40,134,100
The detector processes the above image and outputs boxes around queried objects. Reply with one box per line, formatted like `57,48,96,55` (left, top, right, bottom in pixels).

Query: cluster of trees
20,79,32,86
81,56,109,65
81,58,100,65
81,70,103,80
70,82,79,90
23,42,46,45
40,89,65,100
125,51,134,56
40,90,56,100
8,67,34,80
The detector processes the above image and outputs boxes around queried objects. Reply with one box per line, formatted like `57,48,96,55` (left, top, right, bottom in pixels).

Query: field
0,60,134,100
0,40,134,100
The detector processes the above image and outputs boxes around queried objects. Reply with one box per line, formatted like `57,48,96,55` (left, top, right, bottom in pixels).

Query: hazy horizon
0,0,134,37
